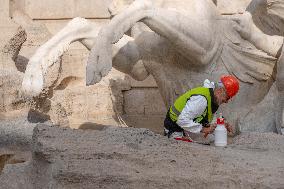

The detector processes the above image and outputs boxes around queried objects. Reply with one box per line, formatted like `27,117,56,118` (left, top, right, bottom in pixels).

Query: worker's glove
201,123,216,138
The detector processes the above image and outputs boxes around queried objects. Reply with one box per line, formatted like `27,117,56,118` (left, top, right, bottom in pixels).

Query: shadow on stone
0,152,29,174
79,122,108,131
15,55,29,73
54,76,80,90
0,154,13,173
28,109,50,123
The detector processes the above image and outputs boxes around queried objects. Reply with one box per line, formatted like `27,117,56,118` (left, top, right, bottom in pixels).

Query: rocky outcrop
0,21,27,113
0,124,284,188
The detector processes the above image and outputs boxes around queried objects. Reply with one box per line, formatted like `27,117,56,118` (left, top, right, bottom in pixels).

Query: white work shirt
176,79,215,133
176,95,207,133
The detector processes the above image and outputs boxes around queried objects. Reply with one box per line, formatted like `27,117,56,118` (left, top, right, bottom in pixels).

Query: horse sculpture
22,0,284,134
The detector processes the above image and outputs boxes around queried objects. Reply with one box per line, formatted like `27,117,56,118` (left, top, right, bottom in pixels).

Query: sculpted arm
252,30,283,57
233,12,283,57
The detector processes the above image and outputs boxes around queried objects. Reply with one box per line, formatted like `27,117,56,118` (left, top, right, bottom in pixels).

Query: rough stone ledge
0,124,284,188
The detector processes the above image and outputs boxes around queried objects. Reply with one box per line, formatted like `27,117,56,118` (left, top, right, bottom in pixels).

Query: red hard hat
220,75,239,99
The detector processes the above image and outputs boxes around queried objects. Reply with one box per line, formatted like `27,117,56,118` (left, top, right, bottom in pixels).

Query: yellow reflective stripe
171,105,181,116
169,107,178,122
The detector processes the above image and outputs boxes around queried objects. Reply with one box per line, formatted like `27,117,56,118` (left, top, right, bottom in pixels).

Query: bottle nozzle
217,112,224,124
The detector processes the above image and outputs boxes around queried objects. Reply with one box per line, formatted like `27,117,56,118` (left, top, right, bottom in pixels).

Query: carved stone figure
21,0,284,134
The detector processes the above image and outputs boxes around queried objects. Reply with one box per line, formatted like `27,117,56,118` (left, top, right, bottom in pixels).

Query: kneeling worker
164,75,239,140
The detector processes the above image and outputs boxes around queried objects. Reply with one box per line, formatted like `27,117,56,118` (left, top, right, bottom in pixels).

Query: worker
164,75,239,140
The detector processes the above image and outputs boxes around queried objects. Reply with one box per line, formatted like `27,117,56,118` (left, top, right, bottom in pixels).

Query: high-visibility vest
169,87,213,124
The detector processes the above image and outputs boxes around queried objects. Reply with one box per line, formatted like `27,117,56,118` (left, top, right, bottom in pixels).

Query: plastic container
214,113,227,147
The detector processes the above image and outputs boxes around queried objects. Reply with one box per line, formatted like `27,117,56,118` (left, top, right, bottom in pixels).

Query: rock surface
0,124,284,189
0,20,27,112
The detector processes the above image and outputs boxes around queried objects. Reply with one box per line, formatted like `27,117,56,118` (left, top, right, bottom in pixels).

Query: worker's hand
225,122,233,133
201,124,216,138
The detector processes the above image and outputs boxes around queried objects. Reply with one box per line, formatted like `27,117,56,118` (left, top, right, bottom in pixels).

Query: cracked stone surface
0,124,283,189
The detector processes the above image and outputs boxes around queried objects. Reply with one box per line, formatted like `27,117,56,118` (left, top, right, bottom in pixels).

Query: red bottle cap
217,117,224,124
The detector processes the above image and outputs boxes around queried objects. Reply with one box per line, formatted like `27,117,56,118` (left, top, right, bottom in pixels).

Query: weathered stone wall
16,0,112,19
0,0,27,116
0,0,9,19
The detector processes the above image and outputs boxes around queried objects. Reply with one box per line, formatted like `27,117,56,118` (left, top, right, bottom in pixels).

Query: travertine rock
2,1,284,187
124,88,166,115
21,0,113,19
238,83,277,133
1,124,284,188
0,26,26,71
0,20,27,112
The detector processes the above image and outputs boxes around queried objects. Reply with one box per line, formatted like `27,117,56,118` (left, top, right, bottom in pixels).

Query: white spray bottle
214,113,227,147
